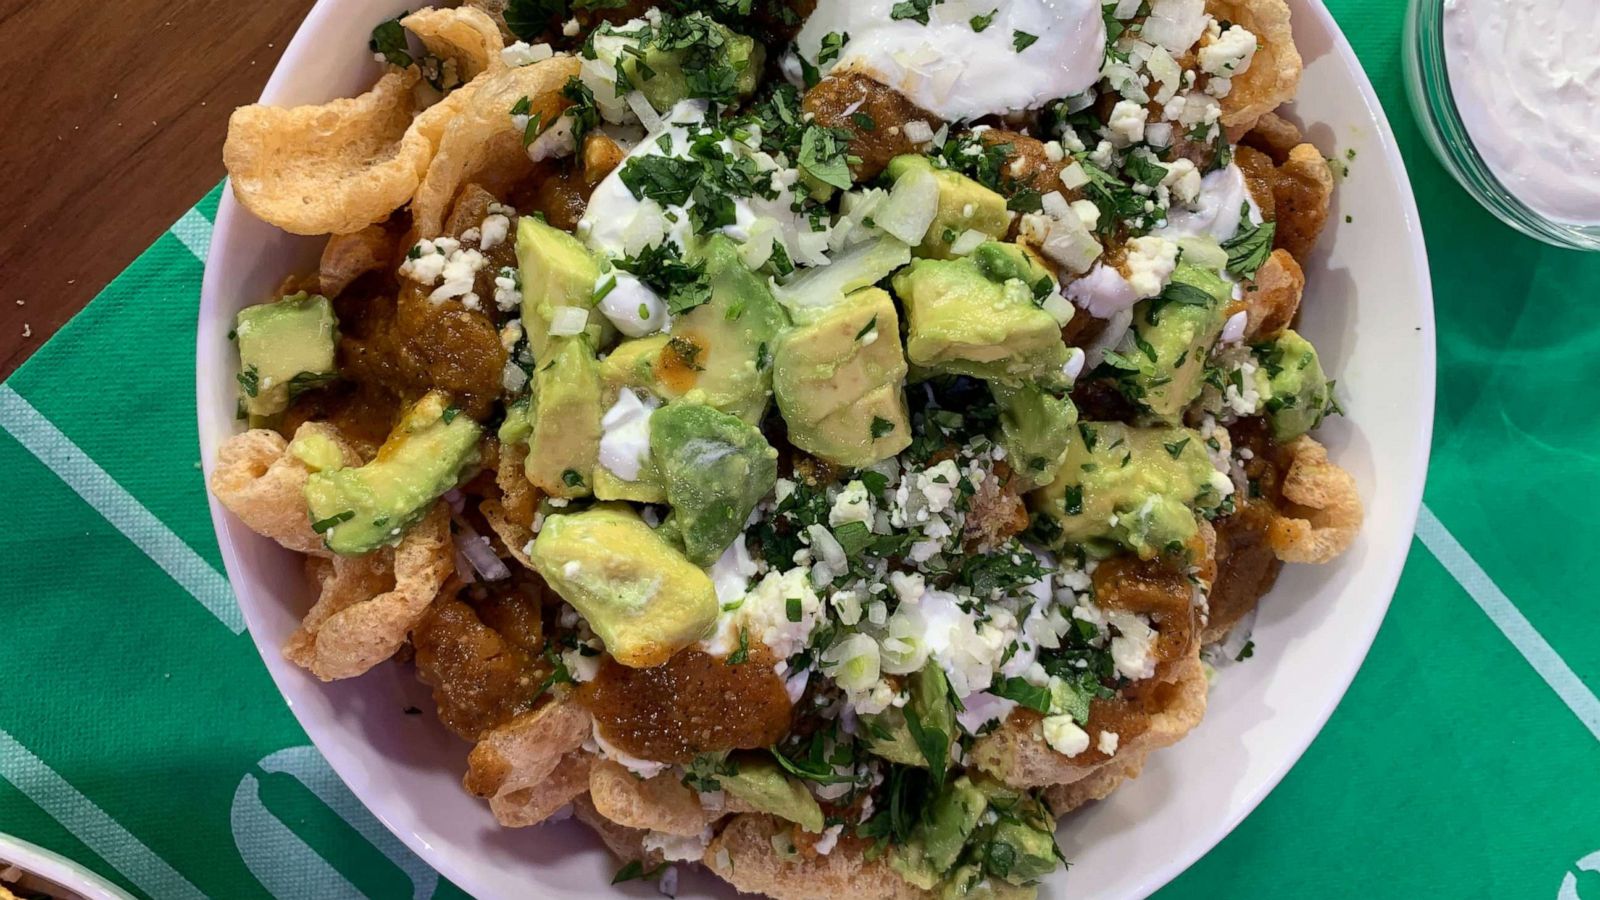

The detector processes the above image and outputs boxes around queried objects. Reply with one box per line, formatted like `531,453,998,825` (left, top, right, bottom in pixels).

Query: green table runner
3,3,1597,897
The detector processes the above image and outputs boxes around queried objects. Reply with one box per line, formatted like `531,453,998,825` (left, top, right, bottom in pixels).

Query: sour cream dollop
795,0,1105,122
1443,0,1600,225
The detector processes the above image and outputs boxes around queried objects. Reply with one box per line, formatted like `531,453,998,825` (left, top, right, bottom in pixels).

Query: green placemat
2,3,1596,898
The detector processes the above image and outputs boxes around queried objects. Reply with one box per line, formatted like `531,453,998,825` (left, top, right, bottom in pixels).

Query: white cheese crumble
1098,730,1121,755
642,827,713,862
1107,99,1149,147
1042,714,1091,756
1109,611,1158,681
1123,235,1180,299
1199,25,1258,77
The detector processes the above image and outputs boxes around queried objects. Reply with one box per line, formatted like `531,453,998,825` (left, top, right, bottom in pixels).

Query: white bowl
0,833,137,900
197,2,1435,896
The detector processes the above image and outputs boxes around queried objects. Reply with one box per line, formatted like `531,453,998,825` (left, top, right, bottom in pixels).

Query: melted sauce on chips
581,648,794,763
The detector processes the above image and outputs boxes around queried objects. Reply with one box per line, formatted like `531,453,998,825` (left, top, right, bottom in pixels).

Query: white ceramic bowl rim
0,833,137,900
197,3,1436,897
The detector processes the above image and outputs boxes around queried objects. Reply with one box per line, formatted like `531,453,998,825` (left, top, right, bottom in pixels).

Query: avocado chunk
772,287,911,468
893,243,1069,385
719,755,825,834
529,504,718,668
234,292,338,423
304,391,481,556
595,238,788,424
521,336,603,499
650,403,778,566
1032,422,1224,558
887,156,1012,260
917,777,991,875
1120,261,1230,422
670,236,790,423
624,15,765,113
863,663,957,775
518,217,611,361
1258,329,1336,442
992,382,1078,489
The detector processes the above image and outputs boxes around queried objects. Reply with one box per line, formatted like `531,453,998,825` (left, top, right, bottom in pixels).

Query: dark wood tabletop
0,0,318,380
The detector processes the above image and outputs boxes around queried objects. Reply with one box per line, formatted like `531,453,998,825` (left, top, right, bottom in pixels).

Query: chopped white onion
548,306,590,336
949,228,989,256
876,167,941,245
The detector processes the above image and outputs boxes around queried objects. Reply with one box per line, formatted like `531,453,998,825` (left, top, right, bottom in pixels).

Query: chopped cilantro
1012,30,1039,51
368,17,413,69
311,511,355,534
970,10,996,31
870,416,896,440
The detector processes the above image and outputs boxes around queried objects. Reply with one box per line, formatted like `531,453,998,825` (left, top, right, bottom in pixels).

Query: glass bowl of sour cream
1404,0,1600,251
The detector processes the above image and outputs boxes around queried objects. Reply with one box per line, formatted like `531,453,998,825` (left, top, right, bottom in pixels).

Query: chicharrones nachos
212,0,1360,895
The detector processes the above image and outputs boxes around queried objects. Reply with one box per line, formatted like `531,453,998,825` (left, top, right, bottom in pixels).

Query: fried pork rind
704,815,932,900
1242,248,1304,340
411,57,581,237
1243,111,1304,162
1044,748,1151,817
283,504,453,680
589,759,718,836
402,7,506,83
968,654,1208,789
1268,436,1363,564
465,697,593,826
574,794,660,865
1271,143,1335,262
225,70,433,236
210,425,360,556
319,223,397,298
1208,0,1301,136
481,440,540,569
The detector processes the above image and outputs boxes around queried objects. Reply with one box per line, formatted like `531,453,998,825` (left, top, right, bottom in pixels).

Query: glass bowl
1403,0,1600,251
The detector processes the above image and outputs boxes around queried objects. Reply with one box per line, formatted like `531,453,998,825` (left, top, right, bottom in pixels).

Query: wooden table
0,0,318,379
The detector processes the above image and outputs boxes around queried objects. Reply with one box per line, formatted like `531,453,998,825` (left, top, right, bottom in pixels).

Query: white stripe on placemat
0,385,243,634
0,728,207,900
1418,504,1600,742
170,206,212,262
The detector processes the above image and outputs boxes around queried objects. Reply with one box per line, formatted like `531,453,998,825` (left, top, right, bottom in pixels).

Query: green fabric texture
1,3,1596,898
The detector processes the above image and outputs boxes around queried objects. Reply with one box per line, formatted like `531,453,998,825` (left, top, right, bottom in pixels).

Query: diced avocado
529,504,718,668
288,428,345,474
939,869,1039,900
772,288,911,468
304,391,481,556
978,819,1059,886
992,382,1078,488
1122,261,1230,422
892,244,1069,385
650,403,778,566
669,236,790,423
233,292,338,423
920,778,990,874
963,782,1060,888
523,337,603,499
887,156,1012,260
518,217,611,360
625,16,765,113
1032,422,1224,559
594,238,787,425
719,755,825,834
593,343,670,504
863,663,956,773
1258,329,1335,442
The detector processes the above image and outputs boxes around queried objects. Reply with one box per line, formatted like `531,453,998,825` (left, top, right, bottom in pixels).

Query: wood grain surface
0,0,318,379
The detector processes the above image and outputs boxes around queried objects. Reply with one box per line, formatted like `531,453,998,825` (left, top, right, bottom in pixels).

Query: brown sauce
803,71,938,182
1092,555,1199,667
412,580,551,742
581,648,794,763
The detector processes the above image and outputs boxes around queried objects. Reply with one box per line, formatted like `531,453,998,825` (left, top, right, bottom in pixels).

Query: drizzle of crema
795,0,1106,122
